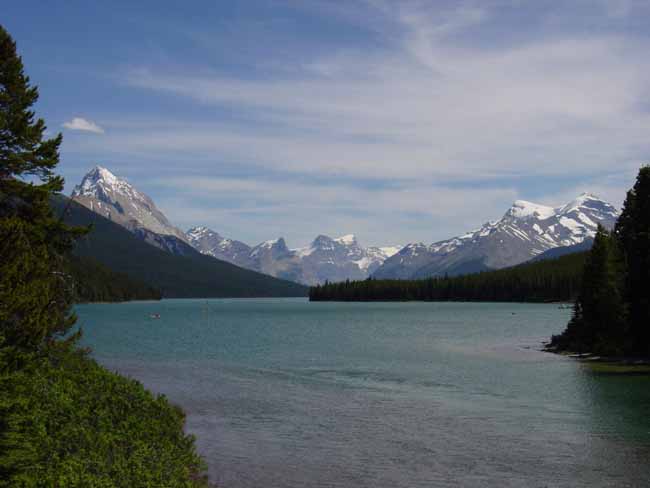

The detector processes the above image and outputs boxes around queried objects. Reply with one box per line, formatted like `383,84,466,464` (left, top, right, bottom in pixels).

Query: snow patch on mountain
508,200,556,219
334,234,357,245
186,227,401,285
374,193,619,280
72,166,188,243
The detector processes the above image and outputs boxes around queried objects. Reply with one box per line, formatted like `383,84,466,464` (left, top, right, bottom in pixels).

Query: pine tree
615,165,650,356
0,24,83,354
0,26,211,487
579,226,624,354
549,226,624,354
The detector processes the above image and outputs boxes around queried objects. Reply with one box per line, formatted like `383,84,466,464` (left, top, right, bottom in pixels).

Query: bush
0,348,208,487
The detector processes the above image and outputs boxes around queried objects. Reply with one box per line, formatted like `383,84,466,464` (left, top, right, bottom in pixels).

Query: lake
76,299,650,487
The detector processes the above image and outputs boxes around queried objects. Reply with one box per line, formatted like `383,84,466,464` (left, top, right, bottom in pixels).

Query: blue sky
4,0,649,247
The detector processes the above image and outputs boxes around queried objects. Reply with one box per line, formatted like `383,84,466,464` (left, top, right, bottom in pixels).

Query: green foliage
66,255,162,303
615,166,650,356
0,217,73,351
0,24,82,354
0,25,61,184
1,24,210,487
549,226,625,355
551,166,650,356
310,251,587,302
53,195,308,298
0,349,208,487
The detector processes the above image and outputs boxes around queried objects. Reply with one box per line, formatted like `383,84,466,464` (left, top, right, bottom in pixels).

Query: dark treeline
66,255,162,302
0,26,209,486
550,166,650,357
310,251,587,302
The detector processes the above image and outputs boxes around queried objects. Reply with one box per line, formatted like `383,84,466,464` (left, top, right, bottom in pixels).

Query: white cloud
150,175,519,247
63,117,105,134
119,4,650,182
60,1,650,245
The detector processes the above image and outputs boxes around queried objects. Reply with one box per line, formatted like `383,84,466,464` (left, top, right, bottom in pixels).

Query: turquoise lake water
76,298,650,487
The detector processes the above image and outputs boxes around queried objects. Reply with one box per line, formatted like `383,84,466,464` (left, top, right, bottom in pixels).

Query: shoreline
543,345,650,373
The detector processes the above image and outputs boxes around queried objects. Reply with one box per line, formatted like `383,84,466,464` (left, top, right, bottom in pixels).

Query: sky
4,0,650,247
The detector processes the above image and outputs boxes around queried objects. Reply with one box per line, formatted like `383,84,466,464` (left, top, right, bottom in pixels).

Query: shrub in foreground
0,346,208,487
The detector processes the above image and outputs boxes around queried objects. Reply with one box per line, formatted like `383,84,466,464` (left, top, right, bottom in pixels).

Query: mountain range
186,228,401,285
70,166,619,285
373,194,618,279
72,167,401,285
53,195,307,298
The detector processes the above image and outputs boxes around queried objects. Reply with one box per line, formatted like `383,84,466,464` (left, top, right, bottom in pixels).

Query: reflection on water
77,299,650,488
580,365,650,441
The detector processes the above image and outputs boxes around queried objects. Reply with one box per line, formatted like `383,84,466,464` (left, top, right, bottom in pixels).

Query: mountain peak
86,165,120,186
92,165,116,179
507,200,555,219
311,234,359,248
187,226,221,241
334,234,357,245
374,191,619,280
568,192,601,205
312,234,334,246
256,237,288,251
559,193,612,215
71,166,188,243
249,237,290,259
187,225,208,234
264,238,284,247
72,165,130,198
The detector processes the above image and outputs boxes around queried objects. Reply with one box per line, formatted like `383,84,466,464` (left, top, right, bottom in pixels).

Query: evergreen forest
310,250,587,302
66,254,162,302
549,166,650,357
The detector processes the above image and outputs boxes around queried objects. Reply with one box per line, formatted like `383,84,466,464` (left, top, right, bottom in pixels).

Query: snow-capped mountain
247,238,303,282
292,234,400,284
186,226,253,265
72,166,188,248
72,167,399,285
185,228,401,285
73,167,615,286
373,193,618,279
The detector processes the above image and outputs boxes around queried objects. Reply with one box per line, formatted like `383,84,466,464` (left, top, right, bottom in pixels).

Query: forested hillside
66,255,162,302
52,195,308,298
310,251,587,302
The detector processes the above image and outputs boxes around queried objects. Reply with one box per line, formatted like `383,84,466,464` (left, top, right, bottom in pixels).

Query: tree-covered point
0,24,210,487
616,165,650,356
550,166,650,357
310,251,587,302
548,226,624,355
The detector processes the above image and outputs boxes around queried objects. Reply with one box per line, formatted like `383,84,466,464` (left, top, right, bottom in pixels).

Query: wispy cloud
63,117,105,134
57,0,650,245
119,2,650,183
150,175,520,247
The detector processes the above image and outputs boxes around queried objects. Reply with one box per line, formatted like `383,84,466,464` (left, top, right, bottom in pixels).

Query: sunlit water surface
77,299,650,487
